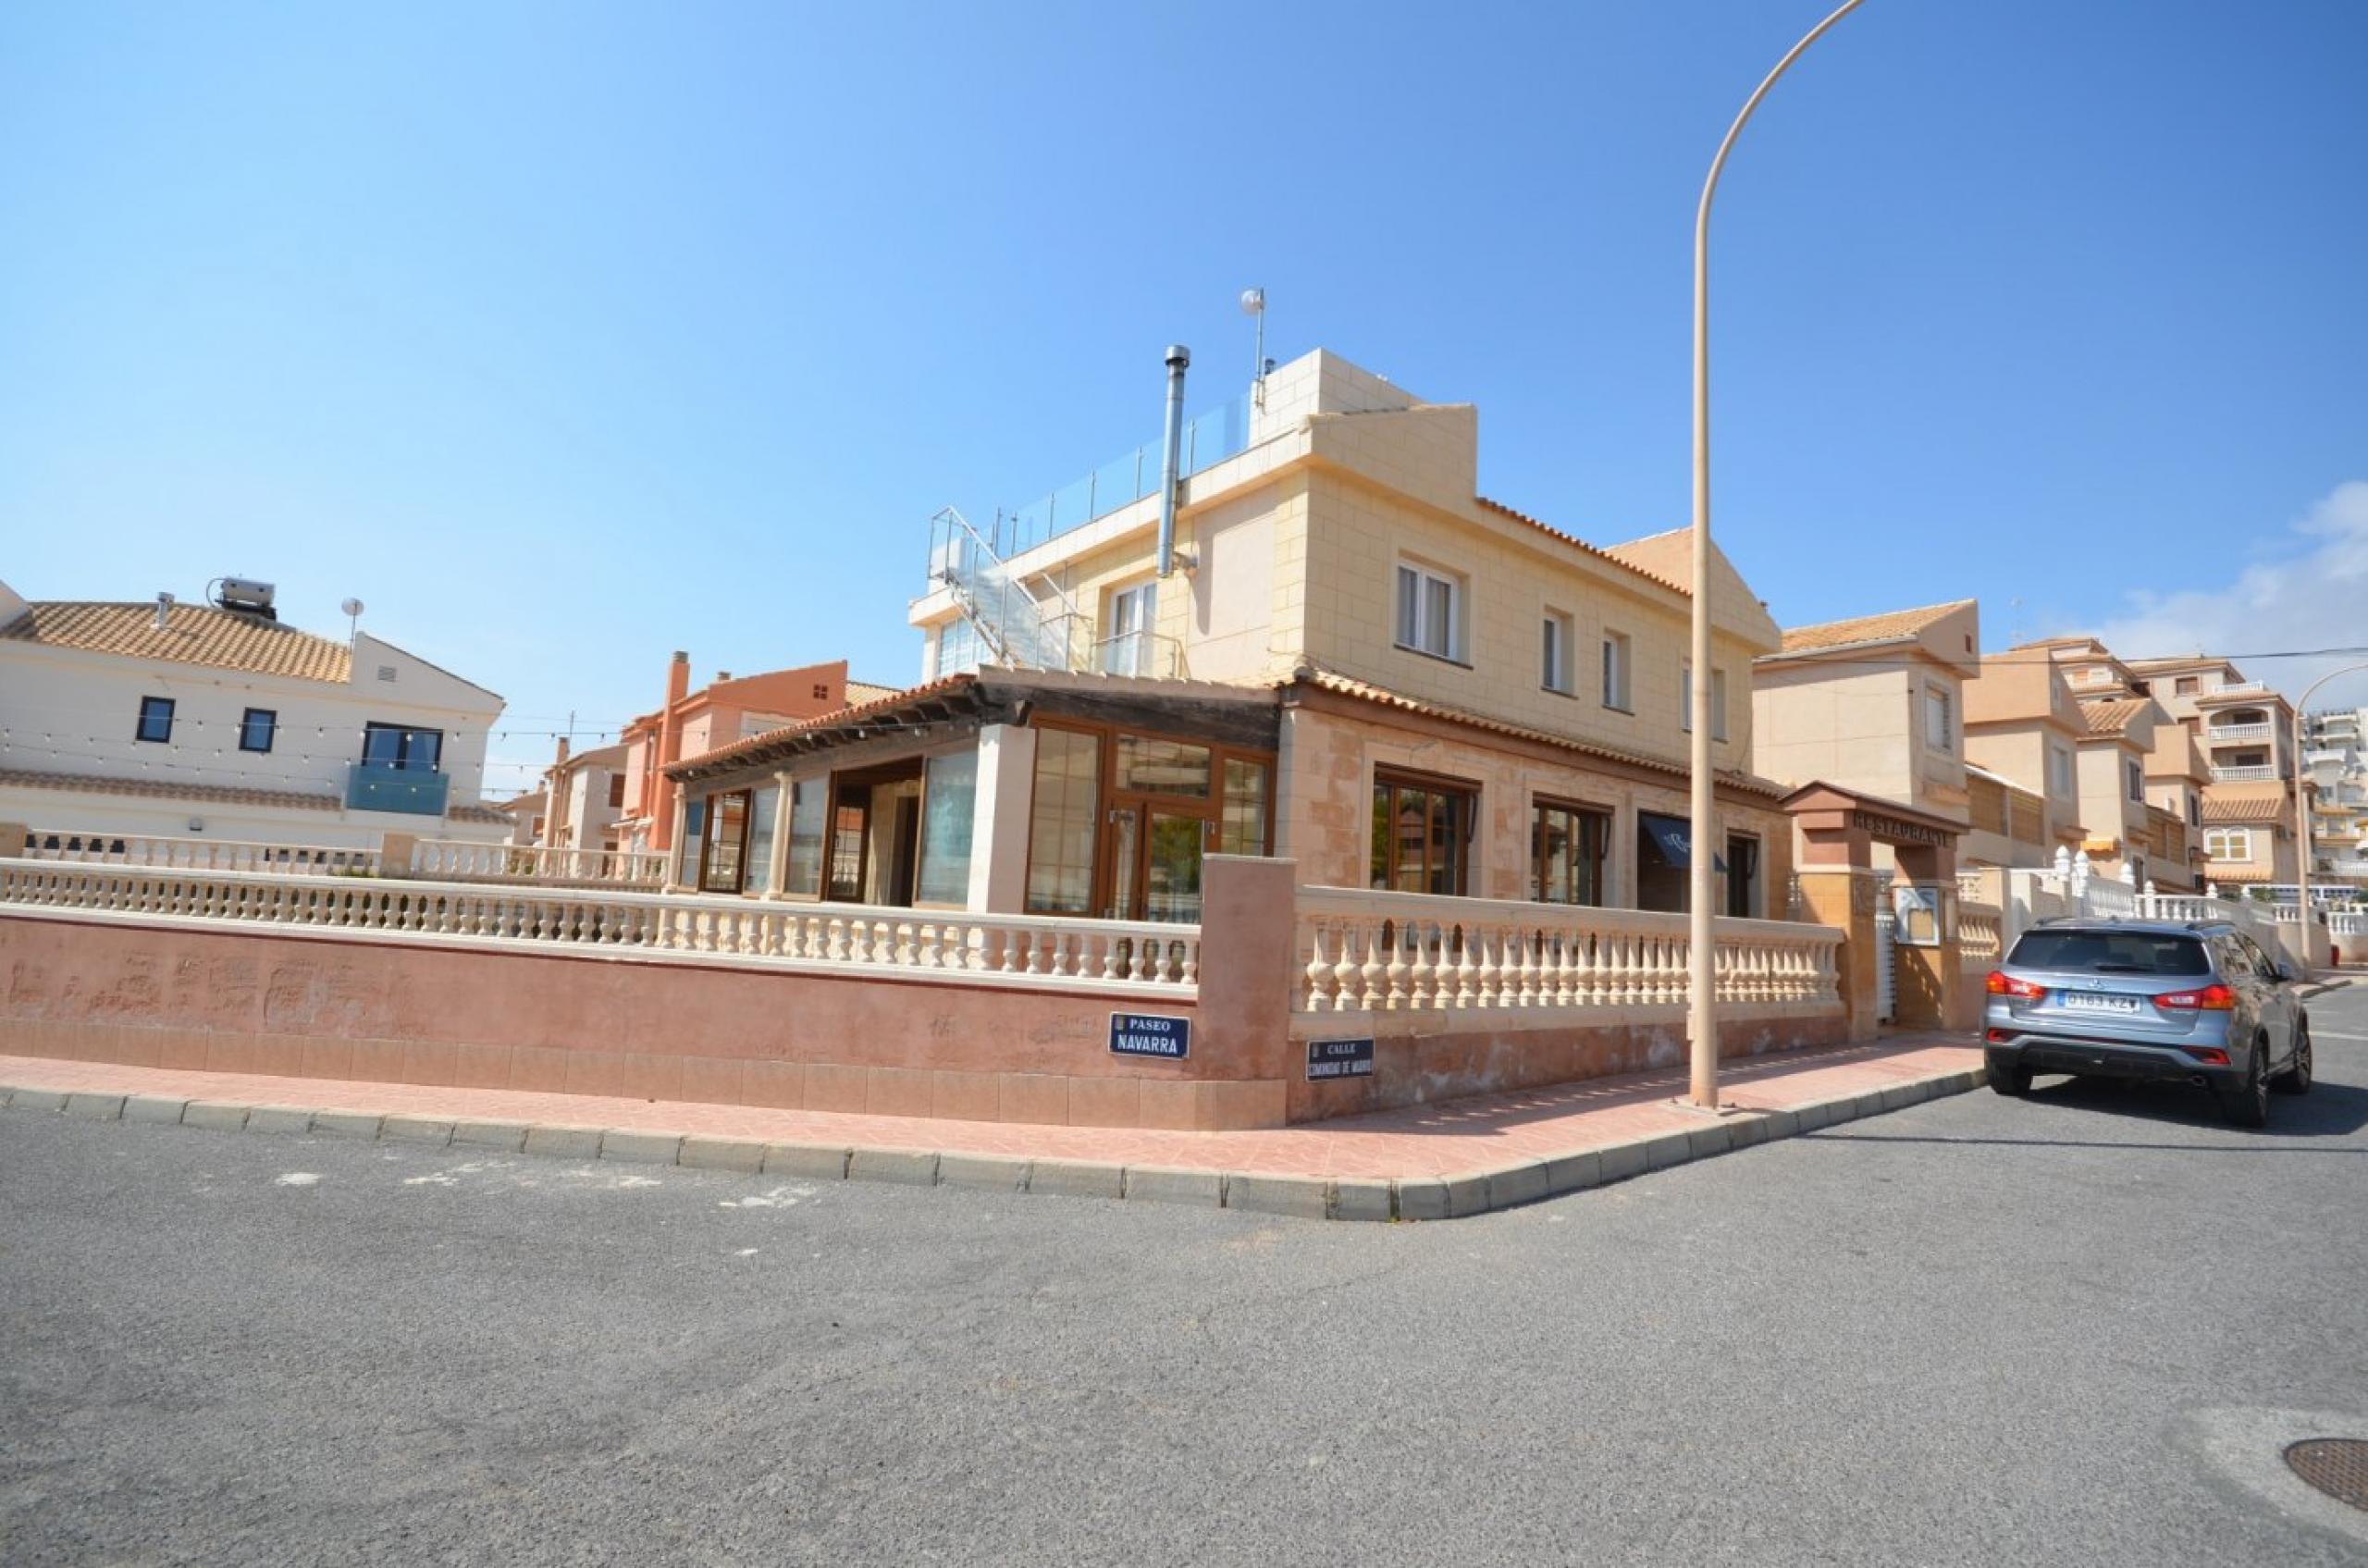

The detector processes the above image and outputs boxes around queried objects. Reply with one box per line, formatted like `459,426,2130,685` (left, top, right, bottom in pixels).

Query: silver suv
1983,919,2313,1127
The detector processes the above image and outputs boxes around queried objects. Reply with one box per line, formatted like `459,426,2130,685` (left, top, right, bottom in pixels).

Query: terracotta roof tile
1473,500,1690,598
845,680,902,706
2,601,352,682
1292,668,1786,797
0,764,512,826
2078,698,2152,736
1776,599,1977,656
2201,784,2288,822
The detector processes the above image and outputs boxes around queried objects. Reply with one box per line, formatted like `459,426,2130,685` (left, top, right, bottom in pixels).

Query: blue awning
1640,812,1727,874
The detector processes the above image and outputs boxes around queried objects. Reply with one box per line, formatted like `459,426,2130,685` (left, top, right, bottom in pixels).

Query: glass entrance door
1104,802,1207,923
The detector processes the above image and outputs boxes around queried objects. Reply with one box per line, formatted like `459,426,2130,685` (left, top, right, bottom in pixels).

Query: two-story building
1960,647,2090,867
666,348,1799,920
1749,599,1980,867
0,578,508,849
2125,652,2305,890
610,653,896,860
539,740,628,854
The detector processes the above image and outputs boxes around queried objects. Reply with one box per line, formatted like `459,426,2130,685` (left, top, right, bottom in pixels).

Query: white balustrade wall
1295,886,1841,1015
0,861,1198,996
18,828,379,877
407,838,667,887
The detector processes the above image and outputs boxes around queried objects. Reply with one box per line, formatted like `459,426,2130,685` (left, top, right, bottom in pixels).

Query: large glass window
362,722,442,771
1532,800,1609,906
1370,772,1474,895
1116,734,1210,796
1102,580,1158,676
917,750,978,906
784,779,826,895
1026,728,1103,914
742,785,778,896
678,799,705,887
1220,759,1270,857
699,790,749,893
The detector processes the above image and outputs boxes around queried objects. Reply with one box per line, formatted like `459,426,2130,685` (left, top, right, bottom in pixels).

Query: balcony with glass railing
346,762,450,816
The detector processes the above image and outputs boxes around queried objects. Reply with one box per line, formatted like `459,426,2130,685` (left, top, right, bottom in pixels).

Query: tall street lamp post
2292,659,2368,949
1689,0,1868,1109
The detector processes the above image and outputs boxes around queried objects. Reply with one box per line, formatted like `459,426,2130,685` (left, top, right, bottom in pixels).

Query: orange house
612,652,894,855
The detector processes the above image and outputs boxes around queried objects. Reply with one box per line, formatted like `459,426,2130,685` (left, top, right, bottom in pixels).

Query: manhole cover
2286,1438,2368,1512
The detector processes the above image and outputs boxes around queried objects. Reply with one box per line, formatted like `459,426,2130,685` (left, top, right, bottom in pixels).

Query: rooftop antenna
1240,287,1267,410
340,598,365,643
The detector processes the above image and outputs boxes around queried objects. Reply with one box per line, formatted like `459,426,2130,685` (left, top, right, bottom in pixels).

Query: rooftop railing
980,395,1250,559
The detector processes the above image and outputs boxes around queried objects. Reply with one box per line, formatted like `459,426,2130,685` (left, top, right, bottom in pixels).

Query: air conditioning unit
216,577,278,613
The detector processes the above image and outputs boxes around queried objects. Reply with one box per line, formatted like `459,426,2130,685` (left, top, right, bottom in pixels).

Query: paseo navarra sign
1108,1013,1190,1060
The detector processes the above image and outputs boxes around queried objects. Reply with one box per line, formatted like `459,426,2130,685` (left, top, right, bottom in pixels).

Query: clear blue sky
5,0,2364,795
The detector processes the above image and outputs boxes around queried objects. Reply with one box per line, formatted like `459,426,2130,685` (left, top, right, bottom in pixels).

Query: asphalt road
5,983,2365,1567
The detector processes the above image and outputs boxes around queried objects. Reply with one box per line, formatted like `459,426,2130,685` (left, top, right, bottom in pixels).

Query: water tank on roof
215,578,278,616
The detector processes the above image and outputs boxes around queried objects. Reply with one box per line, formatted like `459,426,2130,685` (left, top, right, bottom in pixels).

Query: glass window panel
742,786,778,896
1145,811,1204,923
240,709,275,752
1220,759,1269,857
1026,729,1103,915
701,791,749,893
1424,576,1454,657
784,778,826,895
1395,566,1419,648
1116,734,1210,797
916,750,978,906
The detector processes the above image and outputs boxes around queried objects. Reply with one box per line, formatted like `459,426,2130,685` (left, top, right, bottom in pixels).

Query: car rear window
2005,931,2212,976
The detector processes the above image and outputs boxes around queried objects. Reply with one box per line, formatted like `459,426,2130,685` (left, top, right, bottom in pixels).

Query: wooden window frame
1021,716,1278,920
697,787,755,895
1530,794,1610,907
1370,765,1479,897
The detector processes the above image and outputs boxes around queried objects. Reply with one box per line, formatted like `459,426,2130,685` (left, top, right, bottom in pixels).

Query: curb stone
0,1054,1993,1224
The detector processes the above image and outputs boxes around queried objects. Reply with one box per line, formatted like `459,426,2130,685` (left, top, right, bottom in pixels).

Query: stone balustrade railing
19,828,379,876
1294,886,1841,1015
0,861,1198,996
407,838,668,887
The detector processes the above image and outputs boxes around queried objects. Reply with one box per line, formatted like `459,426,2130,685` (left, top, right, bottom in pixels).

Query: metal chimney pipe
154,592,174,631
1156,345,1190,578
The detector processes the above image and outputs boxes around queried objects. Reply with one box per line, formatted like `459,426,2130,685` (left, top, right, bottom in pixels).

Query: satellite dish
1239,287,1265,315
340,598,364,618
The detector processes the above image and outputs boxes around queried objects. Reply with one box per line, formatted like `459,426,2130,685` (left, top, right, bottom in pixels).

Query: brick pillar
1192,855,1298,1127
1893,845,1961,1033
1795,869,1882,1043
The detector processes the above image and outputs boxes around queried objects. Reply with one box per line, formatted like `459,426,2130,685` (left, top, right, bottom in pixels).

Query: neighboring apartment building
495,790,546,847
610,654,894,857
2305,705,2368,894
2125,651,2305,890
664,348,1798,923
538,741,627,852
1960,648,2090,867
1750,599,1980,866
0,578,509,849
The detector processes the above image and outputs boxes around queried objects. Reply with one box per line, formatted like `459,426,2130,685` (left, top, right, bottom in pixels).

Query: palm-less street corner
4,982,2362,1566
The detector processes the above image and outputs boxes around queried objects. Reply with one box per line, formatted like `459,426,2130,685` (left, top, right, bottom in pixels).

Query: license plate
2060,993,2140,1015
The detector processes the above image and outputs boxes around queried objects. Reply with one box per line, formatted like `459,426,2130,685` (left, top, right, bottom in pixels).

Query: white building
0,578,511,850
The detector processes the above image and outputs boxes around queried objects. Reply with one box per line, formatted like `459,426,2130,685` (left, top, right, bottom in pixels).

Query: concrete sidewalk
0,1032,1986,1221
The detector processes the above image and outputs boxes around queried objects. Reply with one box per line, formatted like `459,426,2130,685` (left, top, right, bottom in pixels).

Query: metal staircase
927,506,1088,674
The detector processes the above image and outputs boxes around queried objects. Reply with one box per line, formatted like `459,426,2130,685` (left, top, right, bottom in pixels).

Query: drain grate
2286,1438,2368,1512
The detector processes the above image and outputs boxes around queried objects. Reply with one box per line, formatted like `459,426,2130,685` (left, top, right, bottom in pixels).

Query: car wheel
2218,1037,2271,1128
2271,1020,2312,1096
1990,1063,2031,1097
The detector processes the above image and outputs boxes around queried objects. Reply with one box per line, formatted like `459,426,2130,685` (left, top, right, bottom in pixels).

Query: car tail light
1986,970,2047,999
1985,1029,2012,1044
2181,1045,2230,1065
2155,983,2237,1011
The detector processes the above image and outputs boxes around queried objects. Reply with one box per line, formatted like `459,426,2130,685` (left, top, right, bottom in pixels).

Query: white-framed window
1102,578,1158,675
2204,827,2253,860
1601,630,1633,711
1924,686,1954,753
1541,609,1574,694
1680,664,1729,741
2049,746,2074,796
2126,759,2143,802
1394,562,1462,661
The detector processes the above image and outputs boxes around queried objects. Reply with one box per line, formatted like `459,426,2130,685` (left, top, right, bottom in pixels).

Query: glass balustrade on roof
976,394,1251,560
